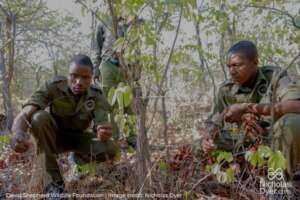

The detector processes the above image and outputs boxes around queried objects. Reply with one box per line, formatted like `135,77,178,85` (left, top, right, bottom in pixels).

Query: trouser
100,59,123,96
30,110,120,182
215,113,300,178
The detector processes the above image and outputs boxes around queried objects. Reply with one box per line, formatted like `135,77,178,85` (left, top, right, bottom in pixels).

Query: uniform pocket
52,98,76,117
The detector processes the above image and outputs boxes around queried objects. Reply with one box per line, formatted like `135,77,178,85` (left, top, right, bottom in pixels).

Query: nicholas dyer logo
260,168,292,195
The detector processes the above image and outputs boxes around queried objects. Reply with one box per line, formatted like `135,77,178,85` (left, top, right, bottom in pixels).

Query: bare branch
0,3,9,17
158,9,182,91
107,0,118,39
74,0,112,31
246,4,300,29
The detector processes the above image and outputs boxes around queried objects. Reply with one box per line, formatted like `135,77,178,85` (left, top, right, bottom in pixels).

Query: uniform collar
56,80,69,93
232,68,268,94
57,81,97,98
87,87,97,98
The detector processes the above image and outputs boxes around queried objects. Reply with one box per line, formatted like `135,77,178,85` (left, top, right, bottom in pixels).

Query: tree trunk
53,62,58,76
90,10,96,52
161,90,169,158
0,21,13,130
35,65,42,88
107,0,118,39
6,13,16,83
135,83,151,193
194,21,205,71
194,16,217,102
219,3,228,80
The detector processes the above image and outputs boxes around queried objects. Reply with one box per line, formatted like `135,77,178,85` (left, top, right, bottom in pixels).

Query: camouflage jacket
92,18,127,74
207,66,300,129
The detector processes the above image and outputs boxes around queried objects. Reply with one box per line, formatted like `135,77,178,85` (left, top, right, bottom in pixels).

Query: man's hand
11,105,38,153
202,138,216,154
10,132,31,153
223,103,249,123
96,124,112,142
241,113,266,141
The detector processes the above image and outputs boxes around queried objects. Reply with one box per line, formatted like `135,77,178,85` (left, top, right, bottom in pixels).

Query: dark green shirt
24,76,111,131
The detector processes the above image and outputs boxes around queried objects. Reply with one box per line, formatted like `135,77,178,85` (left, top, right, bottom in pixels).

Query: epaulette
261,65,281,72
52,75,67,83
260,65,287,81
90,84,103,94
219,79,234,88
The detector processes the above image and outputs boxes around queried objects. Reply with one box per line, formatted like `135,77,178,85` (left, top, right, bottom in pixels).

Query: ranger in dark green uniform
10,54,119,197
202,41,300,180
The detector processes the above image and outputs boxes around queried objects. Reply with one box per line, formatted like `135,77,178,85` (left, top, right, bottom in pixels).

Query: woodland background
0,0,300,199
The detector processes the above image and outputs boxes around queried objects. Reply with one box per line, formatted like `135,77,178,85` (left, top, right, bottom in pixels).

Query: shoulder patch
261,65,287,81
52,76,67,83
218,80,235,94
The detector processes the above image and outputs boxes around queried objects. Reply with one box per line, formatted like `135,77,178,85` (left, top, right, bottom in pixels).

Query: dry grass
0,105,299,199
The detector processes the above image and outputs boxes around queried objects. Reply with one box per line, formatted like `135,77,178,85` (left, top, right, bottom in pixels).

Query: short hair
227,40,258,61
70,54,93,72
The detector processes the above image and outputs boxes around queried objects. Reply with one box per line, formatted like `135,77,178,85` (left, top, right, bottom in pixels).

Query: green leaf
246,151,264,167
226,167,235,183
77,162,96,176
122,86,133,108
0,134,11,149
268,150,287,170
113,37,126,51
257,145,272,158
183,191,194,200
216,151,233,163
116,89,125,111
159,160,168,171
107,87,116,106
205,164,212,172
127,146,135,154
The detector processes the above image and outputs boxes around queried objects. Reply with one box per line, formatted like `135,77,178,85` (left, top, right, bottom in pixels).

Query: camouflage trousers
215,113,300,177
30,110,119,182
100,59,123,96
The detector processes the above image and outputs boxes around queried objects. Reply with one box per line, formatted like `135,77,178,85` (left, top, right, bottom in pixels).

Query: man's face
227,53,258,85
68,62,92,95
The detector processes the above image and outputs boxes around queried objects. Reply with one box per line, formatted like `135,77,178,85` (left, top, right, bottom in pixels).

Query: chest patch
257,84,268,96
84,99,95,111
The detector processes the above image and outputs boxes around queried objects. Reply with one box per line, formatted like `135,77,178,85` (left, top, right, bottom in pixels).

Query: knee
96,140,120,161
275,113,300,137
31,110,53,128
105,140,120,159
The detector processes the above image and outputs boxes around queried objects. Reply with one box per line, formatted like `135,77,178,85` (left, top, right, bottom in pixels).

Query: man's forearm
12,113,30,134
247,100,300,118
12,105,38,134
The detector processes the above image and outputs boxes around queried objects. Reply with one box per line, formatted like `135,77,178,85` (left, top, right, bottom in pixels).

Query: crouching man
202,41,300,180
10,54,119,197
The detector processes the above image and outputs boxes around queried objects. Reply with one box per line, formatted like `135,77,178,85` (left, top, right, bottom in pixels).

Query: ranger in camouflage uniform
92,16,127,95
10,55,119,197
202,41,300,180
92,16,140,147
